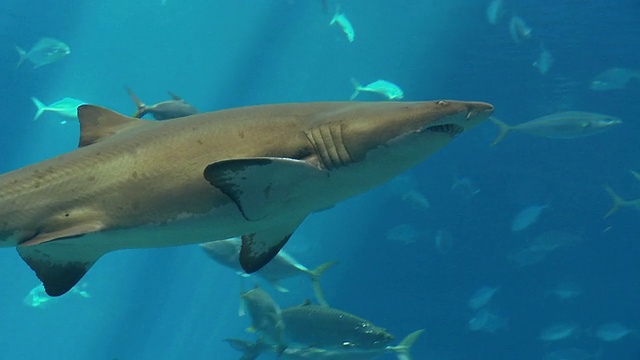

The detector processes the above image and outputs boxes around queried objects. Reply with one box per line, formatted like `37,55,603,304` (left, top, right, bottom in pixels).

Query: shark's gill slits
305,123,352,170
427,124,464,138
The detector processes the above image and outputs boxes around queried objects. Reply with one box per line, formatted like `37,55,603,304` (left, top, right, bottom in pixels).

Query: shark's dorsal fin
167,91,183,101
77,105,152,147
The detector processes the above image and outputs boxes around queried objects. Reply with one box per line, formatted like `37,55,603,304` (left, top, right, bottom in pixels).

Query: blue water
1,0,639,359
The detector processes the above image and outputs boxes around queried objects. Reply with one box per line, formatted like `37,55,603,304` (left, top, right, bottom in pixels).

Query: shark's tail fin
31,97,47,120
224,338,269,360
303,261,337,307
388,329,425,360
15,46,27,69
489,116,513,146
603,184,633,218
350,78,362,100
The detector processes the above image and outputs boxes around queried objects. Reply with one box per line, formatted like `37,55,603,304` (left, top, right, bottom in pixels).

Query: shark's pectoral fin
17,241,105,297
204,157,328,221
240,218,305,273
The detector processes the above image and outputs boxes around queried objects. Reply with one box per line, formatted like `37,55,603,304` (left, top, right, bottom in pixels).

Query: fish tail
489,116,512,146
603,184,628,218
15,46,26,69
389,329,425,360
631,170,640,182
126,86,147,118
349,78,361,100
31,97,47,120
306,260,338,307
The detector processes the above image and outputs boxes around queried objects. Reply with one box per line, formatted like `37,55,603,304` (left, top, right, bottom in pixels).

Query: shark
0,100,493,296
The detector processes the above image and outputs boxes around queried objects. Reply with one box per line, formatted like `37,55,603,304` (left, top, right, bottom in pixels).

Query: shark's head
305,100,493,178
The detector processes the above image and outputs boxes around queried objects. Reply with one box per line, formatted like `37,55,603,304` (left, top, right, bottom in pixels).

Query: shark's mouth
426,123,464,138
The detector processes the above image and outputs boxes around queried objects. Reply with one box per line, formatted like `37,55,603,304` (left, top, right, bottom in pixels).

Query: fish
350,79,404,101
511,204,548,232
281,301,395,350
16,38,70,69
489,111,622,146
200,237,336,303
0,99,492,296
31,97,87,124
23,282,90,308
126,87,198,120
549,281,582,301
539,323,579,341
595,322,637,342
589,67,640,91
240,286,287,353
468,308,507,333
533,43,554,75
486,0,505,25
225,329,424,360
451,175,480,198
468,285,498,309
434,228,454,254
509,16,532,43
329,6,355,42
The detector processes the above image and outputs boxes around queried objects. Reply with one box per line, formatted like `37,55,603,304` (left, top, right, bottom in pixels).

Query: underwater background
1,0,639,359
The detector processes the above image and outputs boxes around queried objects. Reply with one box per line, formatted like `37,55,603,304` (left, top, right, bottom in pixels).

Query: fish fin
17,239,106,297
77,105,153,147
630,169,640,182
272,283,290,293
203,157,327,221
489,116,512,146
167,91,182,100
305,261,337,307
603,184,632,218
240,222,303,273
349,78,361,100
15,46,26,68
31,97,47,120
126,87,147,118
388,329,425,360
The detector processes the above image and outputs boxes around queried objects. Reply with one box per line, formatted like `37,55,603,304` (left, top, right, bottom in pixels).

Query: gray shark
0,100,493,296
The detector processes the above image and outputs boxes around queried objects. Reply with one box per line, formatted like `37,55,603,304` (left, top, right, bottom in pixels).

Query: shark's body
0,100,492,296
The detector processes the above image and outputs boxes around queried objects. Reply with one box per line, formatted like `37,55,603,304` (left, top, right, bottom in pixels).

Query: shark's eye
437,101,448,106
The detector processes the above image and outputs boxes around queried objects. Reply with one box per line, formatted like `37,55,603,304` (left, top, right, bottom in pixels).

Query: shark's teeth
427,124,464,138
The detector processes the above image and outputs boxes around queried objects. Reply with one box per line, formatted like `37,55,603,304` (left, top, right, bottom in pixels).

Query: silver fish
127,87,198,120
350,79,404,100
486,0,505,25
539,323,579,341
226,329,424,360
16,38,70,69
509,16,532,43
200,237,335,304
595,322,637,342
590,67,640,91
31,97,87,123
490,111,621,146
240,286,287,353
533,44,554,75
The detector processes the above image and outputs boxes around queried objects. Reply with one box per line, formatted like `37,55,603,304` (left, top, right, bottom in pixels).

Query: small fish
200,238,335,305
590,67,640,91
240,286,287,353
329,6,355,42
539,323,579,341
350,79,404,101
468,309,508,333
533,43,554,75
31,97,87,124
400,189,430,211
595,322,637,342
23,283,90,308
468,285,499,309
550,281,582,301
489,111,622,146
451,175,481,198
511,204,548,232
226,329,424,360
126,87,198,120
434,229,455,254
509,16,532,43
486,0,505,25
16,38,70,69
